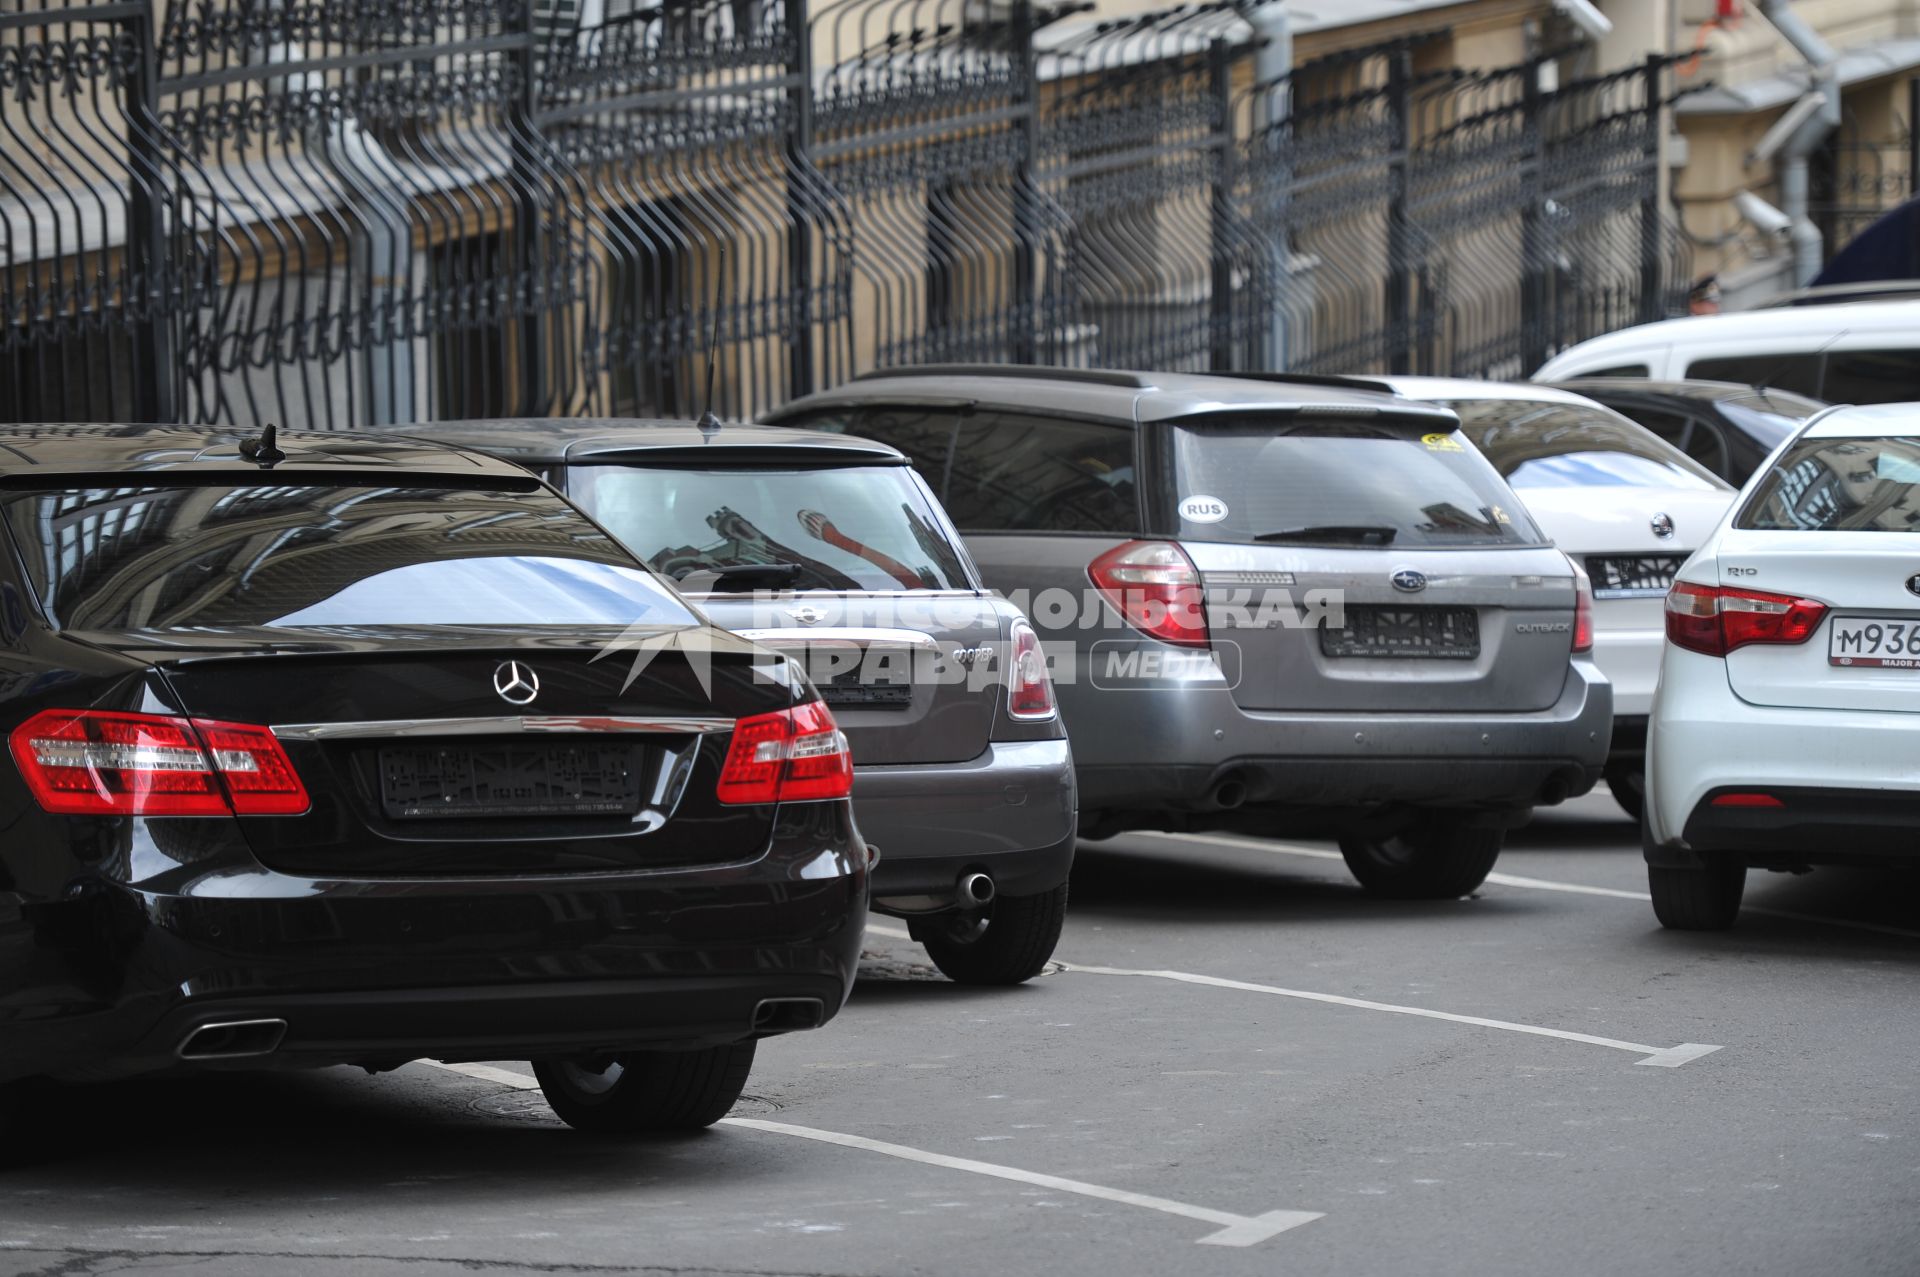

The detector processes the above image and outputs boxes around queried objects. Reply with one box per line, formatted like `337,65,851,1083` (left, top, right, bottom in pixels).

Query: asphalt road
4,789,1919,1276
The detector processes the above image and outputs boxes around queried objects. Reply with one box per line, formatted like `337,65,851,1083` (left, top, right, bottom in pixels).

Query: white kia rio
1382,378,1737,818
1646,402,1920,929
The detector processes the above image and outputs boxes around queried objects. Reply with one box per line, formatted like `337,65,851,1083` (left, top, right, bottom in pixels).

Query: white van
1533,301,1920,403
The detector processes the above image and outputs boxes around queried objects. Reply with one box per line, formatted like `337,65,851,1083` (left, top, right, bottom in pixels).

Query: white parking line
862,918,1717,1066
1137,831,1920,940
418,1061,1322,1247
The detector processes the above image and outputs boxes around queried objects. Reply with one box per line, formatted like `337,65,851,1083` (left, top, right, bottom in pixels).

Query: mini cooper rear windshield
567,464,971,592
1171,419,1546,547
0,482,698,633
1441,399,1725,491
1739,435,1920,532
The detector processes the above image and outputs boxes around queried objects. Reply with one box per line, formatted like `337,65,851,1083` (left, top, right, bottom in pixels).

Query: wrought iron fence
1,0,1693,428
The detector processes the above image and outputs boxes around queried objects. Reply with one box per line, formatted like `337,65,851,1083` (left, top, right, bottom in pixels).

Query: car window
567,464,972,592
0,482,698,634
1677,417,1732,475
1739,435,1920,532
1716,397,1807,452
1168,418,1546,548
1609,404,1691,448
783,407,1138,534
1438,399,1726,490
1686,353,1824,398
1819,349,1920,405
1583,363,1650,378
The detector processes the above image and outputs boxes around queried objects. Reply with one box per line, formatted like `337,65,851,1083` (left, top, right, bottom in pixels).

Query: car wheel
1648,860,1746,931
912,882,1068,986
532,1042,756,1135
1337,820,1503,899
1605,760,1645,821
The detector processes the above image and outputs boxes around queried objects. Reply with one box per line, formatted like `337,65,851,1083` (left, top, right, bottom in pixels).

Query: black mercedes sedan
0,426,867,1138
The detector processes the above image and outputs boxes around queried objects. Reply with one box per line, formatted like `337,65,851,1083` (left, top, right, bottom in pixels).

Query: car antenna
696,248,725,441
239,422,286,467
1754,328,1849,397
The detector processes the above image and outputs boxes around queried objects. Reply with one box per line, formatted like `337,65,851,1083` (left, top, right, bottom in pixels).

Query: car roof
1536,300,1920,367
1803,403,1920,438
372,418,907,466
1375,376,1608,409
764,365,1461,430
1550,377,1827,412
0,424,523,480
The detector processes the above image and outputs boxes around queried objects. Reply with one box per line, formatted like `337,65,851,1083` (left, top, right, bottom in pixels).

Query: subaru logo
1390,568,1427,594
492,660,540,706
1906,574,1920,599
1650,512,1675,540
787,604,827,626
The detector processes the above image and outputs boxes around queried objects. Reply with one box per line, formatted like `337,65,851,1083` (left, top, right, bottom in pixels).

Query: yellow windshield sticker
1422,433,1464,452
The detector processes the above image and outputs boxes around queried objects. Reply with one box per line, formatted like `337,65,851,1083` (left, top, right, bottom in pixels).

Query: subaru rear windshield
1170,419,1546,547
0,481,697,633
1738,435,1920,532
1440,399,1726,491
567,464,971,592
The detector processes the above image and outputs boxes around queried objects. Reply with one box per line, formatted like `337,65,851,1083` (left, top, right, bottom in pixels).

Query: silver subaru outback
766,367,1611,899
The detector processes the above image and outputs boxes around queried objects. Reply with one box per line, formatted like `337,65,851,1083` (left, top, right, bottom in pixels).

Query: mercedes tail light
717,700,854,804
1088,540,1210,649
8,710,310,817
1665,582,1828,657
1006,618,1057,720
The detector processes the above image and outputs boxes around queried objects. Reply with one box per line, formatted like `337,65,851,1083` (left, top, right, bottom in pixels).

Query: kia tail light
9,709,310,817
1088,540,1210,649
1665,581,1827,657
717,700,854,804
1006,618,1057,720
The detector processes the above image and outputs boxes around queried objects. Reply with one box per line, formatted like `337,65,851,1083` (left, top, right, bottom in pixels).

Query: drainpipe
1757,0,1842,286
1243,1,1291,368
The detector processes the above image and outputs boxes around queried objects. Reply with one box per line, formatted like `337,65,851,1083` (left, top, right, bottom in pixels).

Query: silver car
767,367,1611,899
382,420,1076,984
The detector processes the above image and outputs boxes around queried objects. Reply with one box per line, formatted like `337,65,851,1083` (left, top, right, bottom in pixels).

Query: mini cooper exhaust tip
176,1018,289,1060
958,872,995,906
752,998,827,1034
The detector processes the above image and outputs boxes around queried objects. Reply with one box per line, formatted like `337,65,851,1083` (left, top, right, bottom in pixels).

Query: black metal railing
1,0,1692,428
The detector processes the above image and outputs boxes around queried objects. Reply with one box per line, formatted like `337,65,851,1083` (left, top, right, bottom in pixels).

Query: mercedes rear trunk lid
0,472,805,875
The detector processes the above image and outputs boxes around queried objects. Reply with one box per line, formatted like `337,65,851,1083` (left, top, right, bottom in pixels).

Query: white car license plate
1829,618,1920,668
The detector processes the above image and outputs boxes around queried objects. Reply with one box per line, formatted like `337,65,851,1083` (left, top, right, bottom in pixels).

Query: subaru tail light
8,710,310,817
717,700,854,804
1573,567,1595,654
1665,581,1828,657
1006,618,1057,720
1088,540,1210,649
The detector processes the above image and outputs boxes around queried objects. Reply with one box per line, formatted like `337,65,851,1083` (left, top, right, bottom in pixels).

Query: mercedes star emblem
493,660,540,706
1650,512,1676,540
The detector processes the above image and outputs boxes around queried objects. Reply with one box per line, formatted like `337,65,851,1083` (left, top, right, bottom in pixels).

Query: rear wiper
675,562,806,588
1253,525,1399,545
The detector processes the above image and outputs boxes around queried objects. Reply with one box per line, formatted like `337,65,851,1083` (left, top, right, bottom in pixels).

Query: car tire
913,882,1068,986
1605,760,1644,821
1648,860,1746,931
1337,821,1503,899
533,1042,756,1135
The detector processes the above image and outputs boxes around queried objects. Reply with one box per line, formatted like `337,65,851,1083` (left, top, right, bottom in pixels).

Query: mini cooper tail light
1087,540,1210,650
1665,582,1828,657
1006,618,1057,720
8,710,309,817
717,700,853,805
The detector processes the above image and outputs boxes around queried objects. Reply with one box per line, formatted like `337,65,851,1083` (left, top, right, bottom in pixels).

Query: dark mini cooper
0,427,866,1138
383,420,1076,985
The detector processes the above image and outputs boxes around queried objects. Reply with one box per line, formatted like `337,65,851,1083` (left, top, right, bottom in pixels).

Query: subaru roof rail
853,365,1156,390
1211,371,1399,396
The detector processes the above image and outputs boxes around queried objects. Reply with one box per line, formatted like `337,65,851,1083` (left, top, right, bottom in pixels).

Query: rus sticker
1179,495,1229,523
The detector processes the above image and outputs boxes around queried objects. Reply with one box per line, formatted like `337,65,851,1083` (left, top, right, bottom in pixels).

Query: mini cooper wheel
1648,859,1746,931
1338,820,1503,899
533,1042,756,1135
911,882,1068,986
